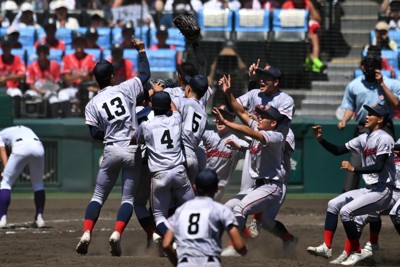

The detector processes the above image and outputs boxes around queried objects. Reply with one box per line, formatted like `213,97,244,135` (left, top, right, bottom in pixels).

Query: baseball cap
375,21,389,31
20,2,33,12
217,106,236,120
122,21,135,33
0,36,13,47
50,0,68,11
363,104,389,120
1,1,18,11
86,27,99,38
72,32,86,44
43,18,57,29
151,91,171,112
195,169,219,194
111,43,123,54
255,66,282,79
156,25,168,36
184,75,208,96
255,106,285,122
93,60,114,81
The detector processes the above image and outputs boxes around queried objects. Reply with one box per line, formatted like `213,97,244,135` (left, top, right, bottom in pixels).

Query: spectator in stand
371,21,398,51
365,45,396,79
89,10,109,28
163,0,203,16
240,0,281,9
0,36,26,118
119,21,137,49
6,27,23,49
24,44,61,118
34,18,66,50
381,0,400,30
50,0,80,30
0,1,18,28
85,27,103,50
59,33,97,117
112,0,156,28
282,0,325,73
149,25,182,64
108,43,136,85
203,0,241,10
10,2,41,29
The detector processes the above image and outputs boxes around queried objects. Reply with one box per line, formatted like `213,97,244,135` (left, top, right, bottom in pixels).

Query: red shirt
0,55,26,88
26,60,61,85
110,59,135,85
61,53,96,85
282,0,311,9
34,38,66,50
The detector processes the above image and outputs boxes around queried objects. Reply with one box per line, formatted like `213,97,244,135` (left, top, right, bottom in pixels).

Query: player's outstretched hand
312,125,323,141
132,37,145,52
341,160,355,172
150,80,165,92
248,59,260,81
225,138,241,150
218,75,231,94
212,107,227,125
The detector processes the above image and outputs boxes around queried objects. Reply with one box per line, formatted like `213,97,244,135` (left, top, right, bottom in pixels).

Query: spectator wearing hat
119,21,137,49
0,1,18,28
34,18,66,50
59,33,97,117
90,10,109,28
108,43,136,85
6,27,23,49
10,2,41,29
112,0,156,28
24,44,61,118
371,21,398,51
381,0,400,30
0,36,26,118
149,26,181,64
50,0,79,30
85,27,103,50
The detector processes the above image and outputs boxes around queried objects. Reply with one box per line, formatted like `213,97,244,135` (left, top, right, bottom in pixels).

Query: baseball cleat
109,231,122,256
329,251,349,264
34,214,45,228
221,245,241,257
307,243,332,258
340,249,372,266
76,230,91,255
0,215,7,228
247,218,262,238
283,235,298,253
364,241,379,252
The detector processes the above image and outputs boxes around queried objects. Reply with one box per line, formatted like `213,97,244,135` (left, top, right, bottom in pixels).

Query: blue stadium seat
166,28,186,51
270,9,309,41
122,49,139,71
0,27,7,38
112,27,150,48
18,27,37,47
362,49,399,70
96,27,112,49
26,47,64,65
84,49,102,62
234,9,270,41
198,9,233,41
56,28,73,48
370,30,400,45
147,49,177,79
102,49,111,61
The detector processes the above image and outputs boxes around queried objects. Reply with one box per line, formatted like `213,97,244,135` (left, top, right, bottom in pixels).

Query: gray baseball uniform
137,111,195,234
201,130,248,202
167,196,238,267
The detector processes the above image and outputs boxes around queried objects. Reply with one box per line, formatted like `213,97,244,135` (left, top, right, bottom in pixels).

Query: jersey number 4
102,97,126,121
160,130,173,149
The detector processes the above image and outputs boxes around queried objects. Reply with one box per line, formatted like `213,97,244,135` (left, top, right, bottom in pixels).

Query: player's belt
179,256,220,263
255,179,280,187
15,138,39,142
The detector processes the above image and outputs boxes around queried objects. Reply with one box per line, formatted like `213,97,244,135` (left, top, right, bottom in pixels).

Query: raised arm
312,125,349,156
132,37,151,86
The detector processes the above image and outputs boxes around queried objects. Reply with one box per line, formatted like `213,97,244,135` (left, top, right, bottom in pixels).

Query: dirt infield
1,196,399,267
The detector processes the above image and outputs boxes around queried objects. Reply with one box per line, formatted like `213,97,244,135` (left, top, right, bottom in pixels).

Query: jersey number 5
192,112,202,133
102,97,126,121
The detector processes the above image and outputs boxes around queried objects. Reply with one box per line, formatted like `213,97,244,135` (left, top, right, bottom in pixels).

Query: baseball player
201,104,248,202
136,91,195,238
162,168,247,266
76,38,150,256
0,126,45,228
307,104,395,266
216,75,297,256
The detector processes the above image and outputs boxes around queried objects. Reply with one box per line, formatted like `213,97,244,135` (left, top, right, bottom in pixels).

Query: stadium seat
147,49,177,79
0,27,7,38
370,30,400,45
112,27,151,48
96,27,112,49
26,47,64,66
270,9,309,42
18,27,37,47
84,49,102,62
166,28,186,51
234,9,270,41
198,9,233,41
122,49,139,71
362,49,399,70
56,28,73,49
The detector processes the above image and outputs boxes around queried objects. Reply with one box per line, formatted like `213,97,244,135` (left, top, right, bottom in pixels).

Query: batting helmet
195,168,219,195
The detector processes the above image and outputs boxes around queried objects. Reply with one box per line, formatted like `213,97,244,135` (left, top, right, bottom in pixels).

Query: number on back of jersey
180,209,210,239
152,126,181,153
98,93,129,122
184,106,205,135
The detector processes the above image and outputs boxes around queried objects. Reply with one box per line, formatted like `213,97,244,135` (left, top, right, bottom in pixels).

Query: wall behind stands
8,117,381,193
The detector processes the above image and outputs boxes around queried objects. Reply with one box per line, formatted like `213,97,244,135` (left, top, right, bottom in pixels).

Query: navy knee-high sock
34,190,45,220
83,201,102,233
0,189,11,218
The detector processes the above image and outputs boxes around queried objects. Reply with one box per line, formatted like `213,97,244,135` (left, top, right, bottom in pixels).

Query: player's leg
28,144,46,228
173,165,195,207
0,153,28,228
339,187,392,265
389,196,400,235
185,149,199,184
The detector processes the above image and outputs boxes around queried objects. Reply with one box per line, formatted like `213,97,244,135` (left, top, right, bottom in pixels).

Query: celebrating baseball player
307,104,395,266
201,104,248,202
0,125,45,228
76,37,150,256
136,91,195,238
162,168,247,266
215,75,299,256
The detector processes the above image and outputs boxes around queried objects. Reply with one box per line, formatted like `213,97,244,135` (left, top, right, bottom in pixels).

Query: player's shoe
247,218,262,238
109,231,122,257
340,249,373,266
76,230,91,255
0,215,7,228
221,246,241,257
329,251,349,264
152,232,167,257
283,235,298,253
364,241,379,252
307,243,332,258
34,214,45,228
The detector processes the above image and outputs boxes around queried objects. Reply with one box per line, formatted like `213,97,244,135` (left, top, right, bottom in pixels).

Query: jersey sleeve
345,134,365,154
119,77,143,100
386,77,400,100
237,91,250,109
376,134,394,156
220,205,238,229
341,82,355,111
261,131,284,147
85,102,98,127
0,136,4,147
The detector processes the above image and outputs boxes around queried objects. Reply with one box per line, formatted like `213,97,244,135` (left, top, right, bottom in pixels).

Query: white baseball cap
20,2,34,12
1,0,18,11
50,0,69,11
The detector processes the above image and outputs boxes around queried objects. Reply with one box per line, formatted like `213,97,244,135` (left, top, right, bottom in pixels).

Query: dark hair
178,62,198,85
93,60,114,88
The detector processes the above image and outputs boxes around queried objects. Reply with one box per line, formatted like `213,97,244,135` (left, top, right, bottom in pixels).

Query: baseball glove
173,14,201,43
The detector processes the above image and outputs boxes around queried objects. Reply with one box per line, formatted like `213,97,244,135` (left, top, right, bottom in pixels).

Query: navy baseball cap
86,27,99,38
0,36,12,47
255,66,282,79
184,75,208,96
255,106,285,122
363,104,389,120
195,168,219,194
151,91,171,112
